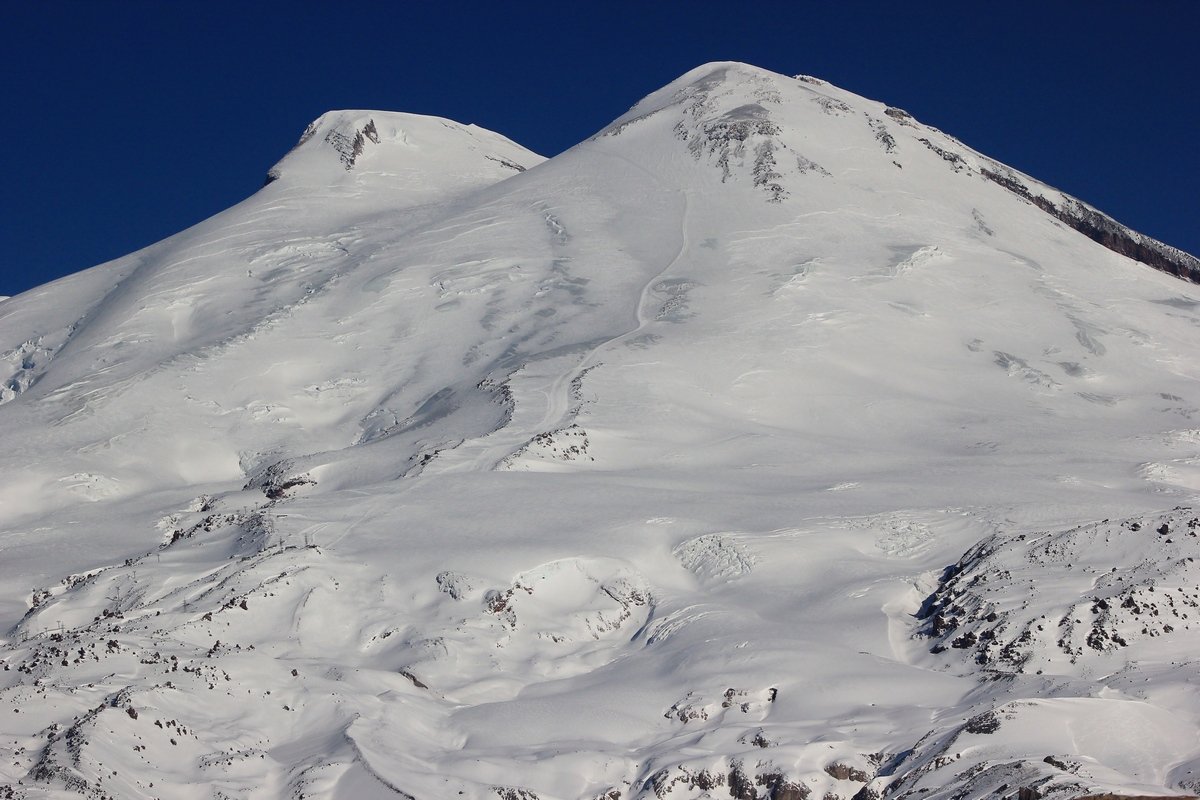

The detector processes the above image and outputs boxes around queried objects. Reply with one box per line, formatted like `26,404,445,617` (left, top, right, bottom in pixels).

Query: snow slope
1,62,1199,800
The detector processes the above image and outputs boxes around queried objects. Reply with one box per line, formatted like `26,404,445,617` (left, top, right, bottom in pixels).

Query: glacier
0,62,1199,800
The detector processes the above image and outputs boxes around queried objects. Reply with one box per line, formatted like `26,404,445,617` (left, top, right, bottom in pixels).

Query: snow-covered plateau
1,62,1199,800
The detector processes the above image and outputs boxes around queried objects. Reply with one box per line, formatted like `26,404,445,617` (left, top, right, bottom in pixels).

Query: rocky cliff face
265,116,382,183
979,165,1200,283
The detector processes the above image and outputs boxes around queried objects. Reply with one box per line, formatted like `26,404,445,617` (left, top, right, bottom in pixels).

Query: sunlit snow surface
1,63,1199,800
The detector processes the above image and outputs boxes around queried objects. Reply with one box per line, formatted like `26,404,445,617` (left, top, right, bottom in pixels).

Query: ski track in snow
427,161,690,474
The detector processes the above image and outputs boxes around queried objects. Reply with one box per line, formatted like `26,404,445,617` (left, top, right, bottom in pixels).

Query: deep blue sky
4,2,1197,297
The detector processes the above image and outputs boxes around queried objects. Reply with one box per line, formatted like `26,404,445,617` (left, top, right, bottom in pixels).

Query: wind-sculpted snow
2,62,1200,799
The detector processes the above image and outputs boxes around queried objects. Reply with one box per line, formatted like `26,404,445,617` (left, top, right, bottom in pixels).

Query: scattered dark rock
1041,755,1071,771
729,762,756,799
400,670,428,690
774,783,811,800
982,166,1200,282
965,711,1001,734
918,138,968,172
951,631,977,649
824,764,870,782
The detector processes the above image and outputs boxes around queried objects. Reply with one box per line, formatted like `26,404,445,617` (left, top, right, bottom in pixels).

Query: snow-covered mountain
1,62,1199,800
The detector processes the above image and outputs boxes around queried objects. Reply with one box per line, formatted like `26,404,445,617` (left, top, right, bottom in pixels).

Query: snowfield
1,62,1199,800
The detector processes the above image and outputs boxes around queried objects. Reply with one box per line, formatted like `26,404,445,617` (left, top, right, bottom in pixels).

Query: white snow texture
1,62,1199,800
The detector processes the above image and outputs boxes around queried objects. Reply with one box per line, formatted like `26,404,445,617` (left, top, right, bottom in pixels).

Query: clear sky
3,2,1197,297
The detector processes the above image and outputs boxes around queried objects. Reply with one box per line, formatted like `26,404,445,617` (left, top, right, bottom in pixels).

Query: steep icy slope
1,62,1199,800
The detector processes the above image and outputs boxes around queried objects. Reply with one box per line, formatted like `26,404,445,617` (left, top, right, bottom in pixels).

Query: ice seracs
1,62,1199,800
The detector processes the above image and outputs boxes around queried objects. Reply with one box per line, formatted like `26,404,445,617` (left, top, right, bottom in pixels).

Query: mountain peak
673,59,779,84
264,109,544,197
1,61,1199,800
603,61,787,133
594,62,1199,281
